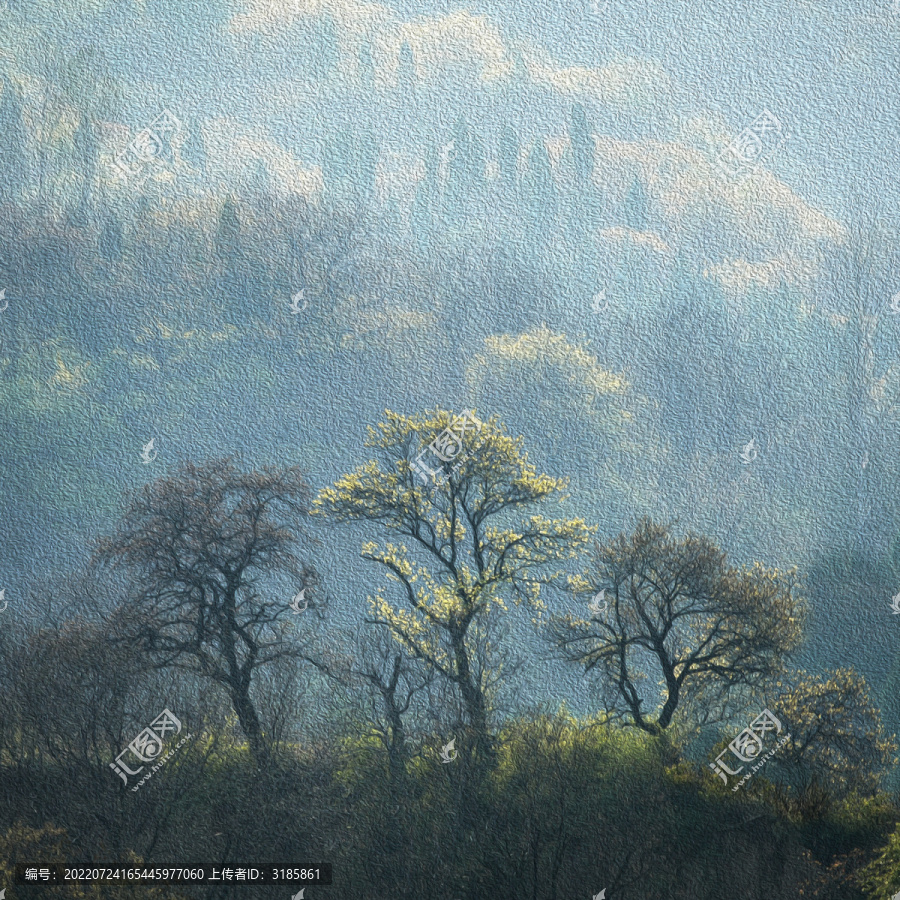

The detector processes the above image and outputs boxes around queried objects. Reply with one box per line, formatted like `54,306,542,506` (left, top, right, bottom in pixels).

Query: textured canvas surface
1,1,899,897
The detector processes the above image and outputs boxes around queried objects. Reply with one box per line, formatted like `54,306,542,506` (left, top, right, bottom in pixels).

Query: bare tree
349,625,435,787
95,458,321,765
549,518,807,735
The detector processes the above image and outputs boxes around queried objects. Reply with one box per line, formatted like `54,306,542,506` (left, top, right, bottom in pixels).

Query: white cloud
230,0,394,37
202,117,322,198
703,257,806,294
396,10,512,82
599,226,672,255
524,51,672,107
375,149,425,203
225,1,845,302
230,0,669,103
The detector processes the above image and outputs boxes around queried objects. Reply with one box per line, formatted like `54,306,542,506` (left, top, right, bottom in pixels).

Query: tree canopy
315,408,593,759
550,518,807,734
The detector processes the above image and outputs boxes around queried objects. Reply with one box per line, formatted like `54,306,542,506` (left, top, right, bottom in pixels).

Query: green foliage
859,822,900,899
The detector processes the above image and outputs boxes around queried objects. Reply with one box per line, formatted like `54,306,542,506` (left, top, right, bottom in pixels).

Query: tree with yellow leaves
548,518,807,735
767,668,897,818
314,408,592,761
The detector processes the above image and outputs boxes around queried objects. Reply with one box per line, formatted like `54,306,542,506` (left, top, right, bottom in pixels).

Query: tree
767,668,897,818
314,409,592,761
522,138,555,234
358,41,376,90
622,175,649,230
498,124,519,186
858,820,900,899
0,74,27,202
322,125,377,206
349,625,435,788
549,518,807,735
445,116,485,216
309,13,339,83
99,215,124,264
569,102,594,185
819,209,900,548
95,459,320,765
396,40,416,93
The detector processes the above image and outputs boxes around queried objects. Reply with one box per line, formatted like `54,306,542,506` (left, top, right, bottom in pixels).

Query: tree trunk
231,681,268,766
453,635,494,763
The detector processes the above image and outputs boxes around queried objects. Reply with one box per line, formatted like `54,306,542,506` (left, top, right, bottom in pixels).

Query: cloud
337,304,441,355
703,257,805,294
230,0,669,103
599,226,672,255
583,134,843,296
230,0,394,36
397,10,512,82
375,150,426,203
524,51,672,107
225,0,842,303
202,117,322,198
